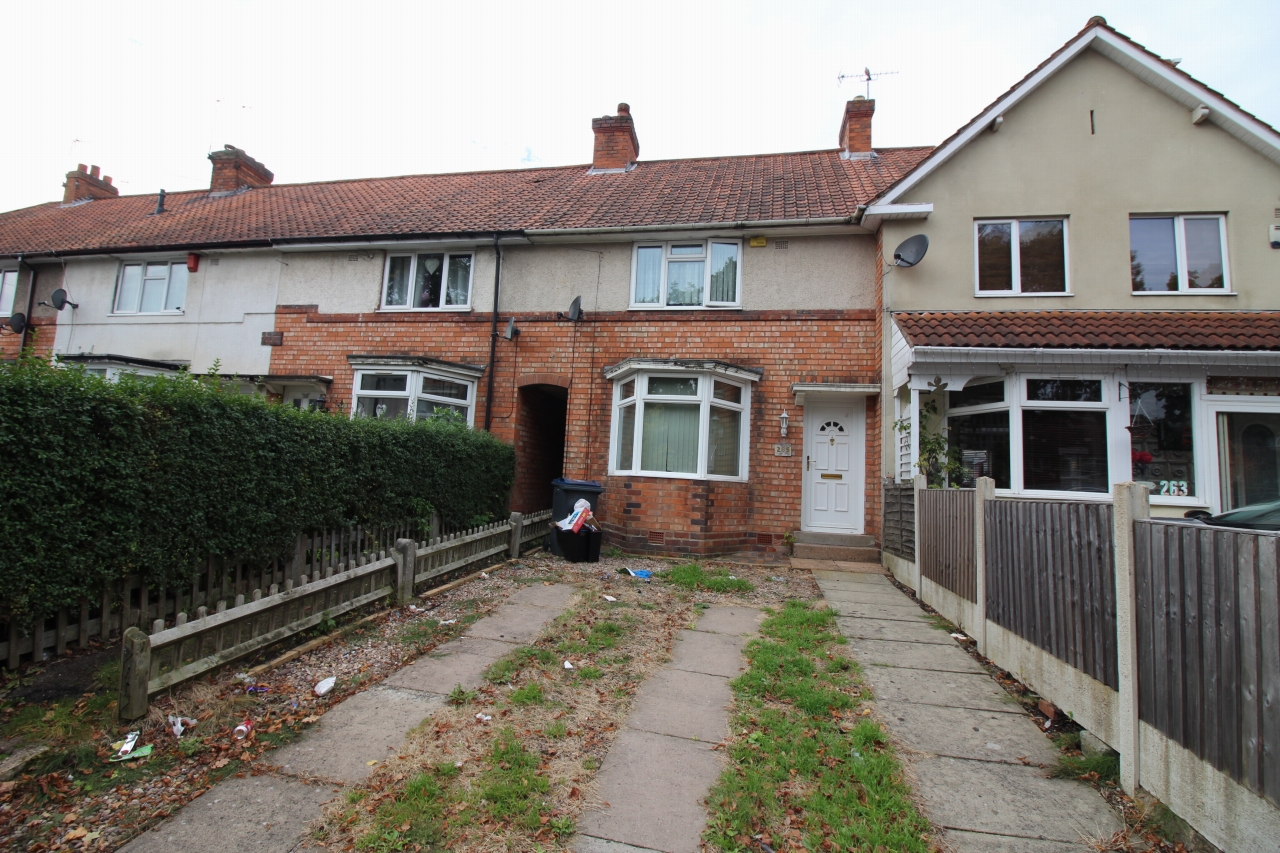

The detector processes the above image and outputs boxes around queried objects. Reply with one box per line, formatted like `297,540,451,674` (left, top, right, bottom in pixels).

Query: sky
1,1,1274,213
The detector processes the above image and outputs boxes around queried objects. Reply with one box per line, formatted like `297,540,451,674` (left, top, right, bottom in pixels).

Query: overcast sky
1,1,1274,213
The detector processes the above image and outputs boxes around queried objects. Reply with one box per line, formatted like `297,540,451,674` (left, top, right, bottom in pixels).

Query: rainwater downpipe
483,234,503,432
18,255,35,351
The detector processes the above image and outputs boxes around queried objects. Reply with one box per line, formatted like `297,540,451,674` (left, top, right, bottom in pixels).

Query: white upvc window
113,261,189,314
0,269,17,316
630,240,742,308
974,218,1070,295
350,368,476,426
611,370,751,481
1130,215,1230,293
381,252,474,310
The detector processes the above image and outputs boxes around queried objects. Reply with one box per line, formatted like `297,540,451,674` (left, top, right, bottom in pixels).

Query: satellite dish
7,312,26,334
50,288,79,310
567,296,583,322
893,234,929,268
503,317,520,340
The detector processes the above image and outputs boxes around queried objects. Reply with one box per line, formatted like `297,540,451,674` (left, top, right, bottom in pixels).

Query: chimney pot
77,163,87,173
590,103,640,172
208,144,274,194
104,176,113,186
839,98,876,156
89,165,100,178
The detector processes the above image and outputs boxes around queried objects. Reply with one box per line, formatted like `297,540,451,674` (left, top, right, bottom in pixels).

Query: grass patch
508,682,545,706
557,620,627,655
396,618,439,648
665,563,754,594
1,689,117,746
705,600,930,852
576,666,604,680
474,728,550,829
1051,751,1120,785
446,684,479,706
356,768,450,851
1144,801,1194,844
543,720,568,739
484,657,518,685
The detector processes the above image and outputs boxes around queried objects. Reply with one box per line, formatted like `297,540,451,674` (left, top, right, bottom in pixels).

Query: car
1184,499,1280,532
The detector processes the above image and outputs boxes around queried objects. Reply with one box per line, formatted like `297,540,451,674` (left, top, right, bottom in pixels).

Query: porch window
351,368,475,425
382,252,474,309
0,269,17,316
611,371,750,480
113,261,188,314
631,241,742,308
1218,412,1280,509
1130,215,1228,292
1021,378,1108,492
946,380,1010,488
1128,383,1195,498
975,219,1068,294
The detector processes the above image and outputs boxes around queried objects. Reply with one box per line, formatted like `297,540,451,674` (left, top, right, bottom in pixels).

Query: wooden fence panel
882,483,916,562
985,499,1117,689
919,488,976,601
1135,519,1280,807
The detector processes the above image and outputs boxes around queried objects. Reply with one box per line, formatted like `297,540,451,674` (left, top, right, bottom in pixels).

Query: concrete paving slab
271,686,445,782
819,584,915,603
808,567,896,584
575,835,665,853
859,665,1018,714
835,615,952,645
878,700,1058,765
579,729,724,853
825,599,933,622
910,756,1123,844
941,829,1091,852
120,774,335,853
507,582,577,610
692,606,762,636
465,603,560,644
385,650,498,694
845,638,987,674
626,668,733,743
669,630,748,678
832,561,888,574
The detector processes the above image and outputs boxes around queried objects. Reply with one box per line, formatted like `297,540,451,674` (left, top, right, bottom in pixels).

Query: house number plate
773,443,793,456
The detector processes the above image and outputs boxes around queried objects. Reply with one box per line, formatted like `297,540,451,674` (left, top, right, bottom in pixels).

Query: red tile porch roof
0,147,932,258
894,311,1280,351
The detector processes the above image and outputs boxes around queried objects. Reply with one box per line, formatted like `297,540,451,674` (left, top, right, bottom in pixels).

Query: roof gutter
526,216,858,237
909,345,1280,369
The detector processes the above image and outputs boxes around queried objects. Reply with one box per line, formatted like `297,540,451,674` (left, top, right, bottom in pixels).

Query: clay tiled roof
0,148,932,257
894,311,1280,351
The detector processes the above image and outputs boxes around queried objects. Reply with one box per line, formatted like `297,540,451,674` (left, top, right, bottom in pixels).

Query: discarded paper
314,676,337,696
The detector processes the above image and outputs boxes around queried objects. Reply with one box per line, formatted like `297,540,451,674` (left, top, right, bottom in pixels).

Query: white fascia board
874,27,1280,207
861,203,933,231
909,346,1280,370
603,358,763,383
791,383,881,407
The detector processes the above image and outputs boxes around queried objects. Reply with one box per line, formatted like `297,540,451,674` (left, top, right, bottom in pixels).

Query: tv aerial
838,67,898,99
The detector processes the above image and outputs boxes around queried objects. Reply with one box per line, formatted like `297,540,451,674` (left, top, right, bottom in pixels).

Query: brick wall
270,306,882,555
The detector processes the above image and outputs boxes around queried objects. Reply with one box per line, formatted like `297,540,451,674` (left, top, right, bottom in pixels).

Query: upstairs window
0,270,17,316
113,261,188,314
1130,215,1228,292
382,252,473,310
975,219,1068,294
631,240,741,308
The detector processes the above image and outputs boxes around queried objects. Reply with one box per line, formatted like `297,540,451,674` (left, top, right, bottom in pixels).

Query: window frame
629,240,743,309
1129,214,1231,295
0,269,18,316
972,217,1072,297
609,369,751,481
350,367,477,427
111,260,189,315
379,252,475,311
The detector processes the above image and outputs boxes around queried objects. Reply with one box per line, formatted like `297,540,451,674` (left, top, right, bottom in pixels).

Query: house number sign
773,443,793,457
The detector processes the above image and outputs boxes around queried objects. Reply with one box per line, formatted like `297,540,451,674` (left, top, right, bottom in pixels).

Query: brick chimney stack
591,103,640,172
63,164,119,204
839,97,876,158
208,145,274,194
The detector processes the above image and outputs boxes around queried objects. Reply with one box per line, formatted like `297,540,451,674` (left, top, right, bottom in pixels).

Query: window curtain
708,406,741,476
445,255,471,305
641,403,700,473
709,243,738,302
616,404,636,469
635,247,661,303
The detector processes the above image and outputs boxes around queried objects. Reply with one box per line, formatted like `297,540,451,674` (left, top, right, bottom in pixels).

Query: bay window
382,252,473,310
631,240,742,308
1127,383,1195,498
1021,378,1109,492
610,365,753,480
349,360,479,426
975,218,1068,294
113,261,188,314
946,379,1010,488
1130,215,1228,293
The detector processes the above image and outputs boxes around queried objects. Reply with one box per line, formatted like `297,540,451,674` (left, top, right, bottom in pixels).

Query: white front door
803,399,865,532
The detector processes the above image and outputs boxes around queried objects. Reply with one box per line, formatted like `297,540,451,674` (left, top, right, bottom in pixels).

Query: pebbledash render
0,100,930,557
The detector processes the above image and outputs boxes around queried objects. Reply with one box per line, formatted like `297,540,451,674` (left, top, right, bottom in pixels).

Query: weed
475,728,550,829
582,756,599,771
665,563,754,594
1052,730,1081,752
484,657,519,685
178,738,206,757
447,684,479,706
1051,751,1119,785
356,768,449,851
1144,801,1193,844
543,720,568,739
638,602,656,611
514,647,556,666
397,619,439,648
95,659,121,691
509,682,545,706
548,815,576,838
577,666,604,680
604,545,624,559
347,788,368,804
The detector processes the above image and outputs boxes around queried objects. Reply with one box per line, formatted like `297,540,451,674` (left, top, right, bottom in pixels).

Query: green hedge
0,357,515,620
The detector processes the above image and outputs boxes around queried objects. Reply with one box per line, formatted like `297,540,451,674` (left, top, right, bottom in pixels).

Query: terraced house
0,101,929,558
873,18,1280,519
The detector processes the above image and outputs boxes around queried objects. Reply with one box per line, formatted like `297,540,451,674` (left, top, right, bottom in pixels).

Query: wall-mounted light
779,409,789,437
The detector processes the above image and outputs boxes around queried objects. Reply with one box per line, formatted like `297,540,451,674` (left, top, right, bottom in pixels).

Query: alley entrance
512,383,568,513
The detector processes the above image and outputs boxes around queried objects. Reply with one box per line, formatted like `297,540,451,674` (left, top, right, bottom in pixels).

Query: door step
792,543,882,562
792,531,876,547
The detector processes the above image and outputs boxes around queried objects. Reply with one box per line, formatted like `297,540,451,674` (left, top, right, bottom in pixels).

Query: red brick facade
270,306,882,556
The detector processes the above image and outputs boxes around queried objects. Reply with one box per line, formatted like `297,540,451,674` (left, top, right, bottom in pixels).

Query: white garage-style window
607,360,759,481
381,252,474,310
630,240,742,308
348,356,483,427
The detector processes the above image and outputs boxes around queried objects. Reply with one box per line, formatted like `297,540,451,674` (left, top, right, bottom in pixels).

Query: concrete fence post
1112,481,1149,795
912,473,927,592
394,538,416,602
973,476,995,655
119,626,151,721
509,511,524,559
429,510,441,543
